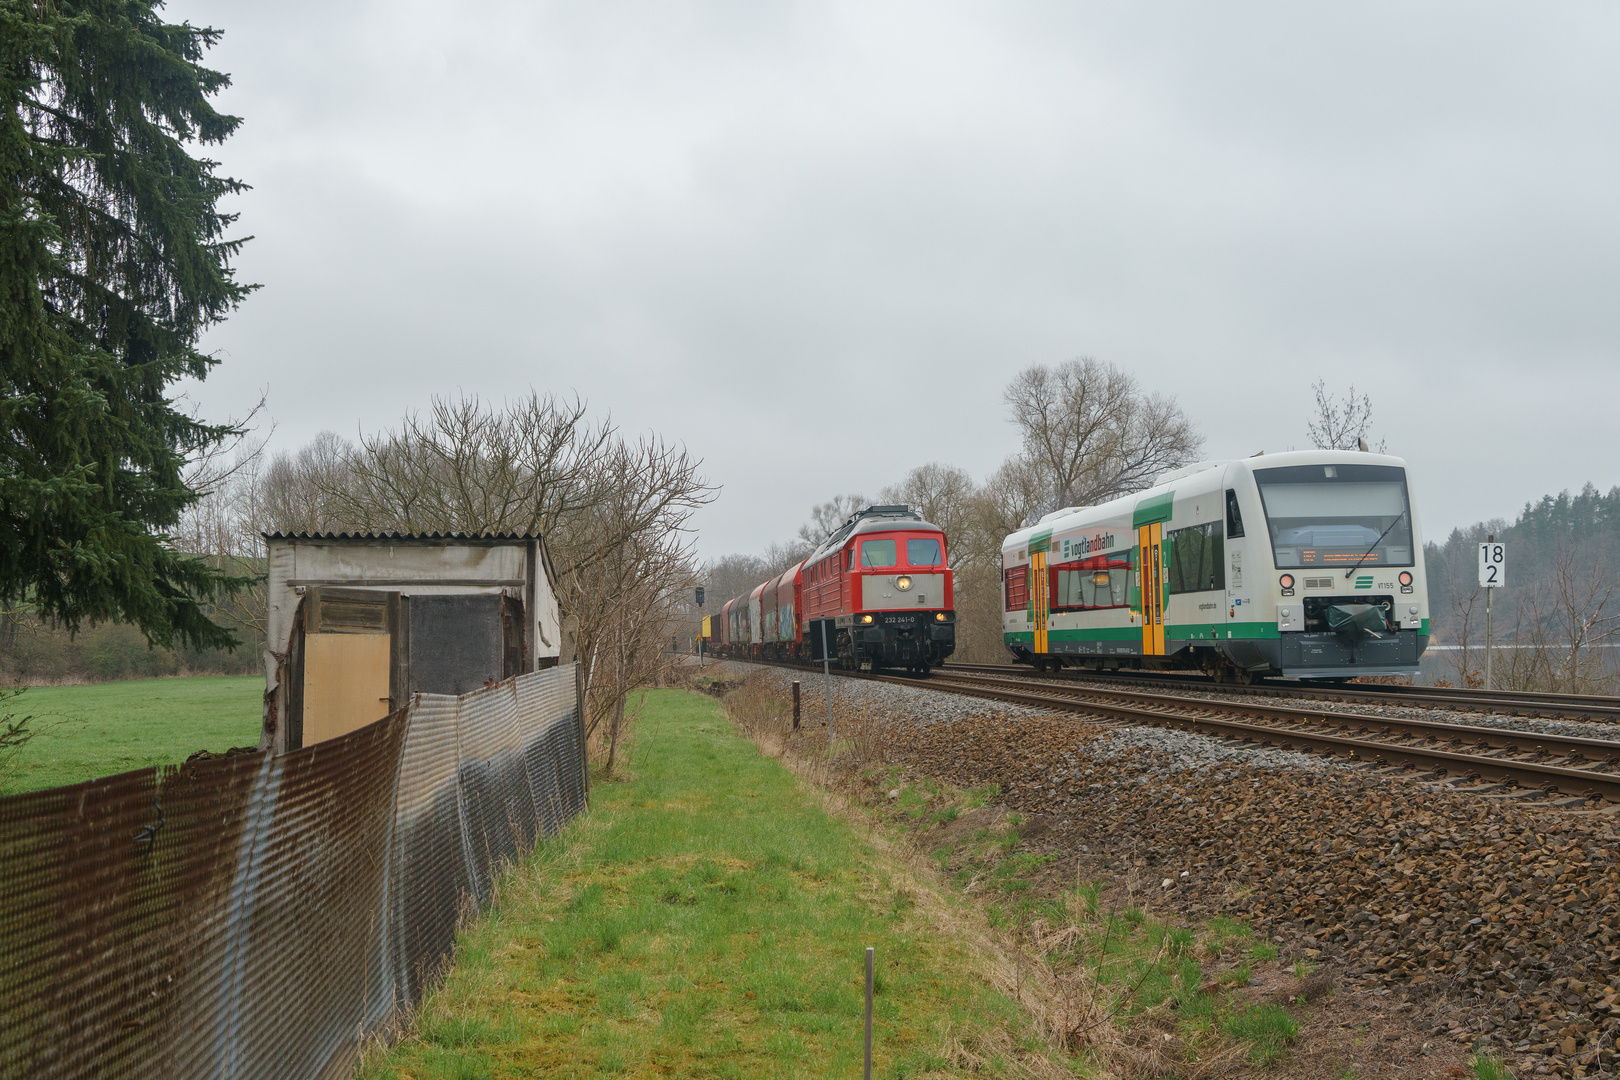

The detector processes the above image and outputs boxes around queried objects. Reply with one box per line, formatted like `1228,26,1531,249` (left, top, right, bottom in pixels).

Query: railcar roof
1001,448,1410,550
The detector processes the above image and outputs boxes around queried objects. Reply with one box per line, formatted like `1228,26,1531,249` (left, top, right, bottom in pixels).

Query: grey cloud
185,0,1620,555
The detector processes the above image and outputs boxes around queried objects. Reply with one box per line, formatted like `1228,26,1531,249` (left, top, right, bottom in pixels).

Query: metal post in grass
792,680,800,730
864,946,874,1079
820,621,834,743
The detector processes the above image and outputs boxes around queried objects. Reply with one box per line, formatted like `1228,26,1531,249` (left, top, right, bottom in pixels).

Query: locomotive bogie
1001,450,1429,681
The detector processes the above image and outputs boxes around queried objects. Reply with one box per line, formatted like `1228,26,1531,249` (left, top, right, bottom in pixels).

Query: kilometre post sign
1478,542,1506,589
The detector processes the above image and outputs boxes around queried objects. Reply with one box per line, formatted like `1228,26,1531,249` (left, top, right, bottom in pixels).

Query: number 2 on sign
1478,543,1505,589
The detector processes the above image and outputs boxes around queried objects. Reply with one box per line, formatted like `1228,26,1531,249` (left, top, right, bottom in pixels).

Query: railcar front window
906,538,943,566
861,539,898,567
1254,464,1414,569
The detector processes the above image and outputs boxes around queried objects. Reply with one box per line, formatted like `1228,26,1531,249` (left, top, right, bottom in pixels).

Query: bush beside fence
0,664,586,1080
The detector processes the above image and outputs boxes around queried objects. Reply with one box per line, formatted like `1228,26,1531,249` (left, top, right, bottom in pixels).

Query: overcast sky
182,1,1620,558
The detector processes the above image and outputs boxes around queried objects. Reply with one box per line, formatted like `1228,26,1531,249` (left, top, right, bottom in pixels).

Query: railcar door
1031,550,1049,654
1138,523,1165,656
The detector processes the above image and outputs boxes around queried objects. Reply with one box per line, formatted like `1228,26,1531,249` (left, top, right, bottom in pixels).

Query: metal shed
261,532,562,752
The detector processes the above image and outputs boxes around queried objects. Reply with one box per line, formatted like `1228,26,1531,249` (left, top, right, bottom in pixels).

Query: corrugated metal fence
0,664,586,1080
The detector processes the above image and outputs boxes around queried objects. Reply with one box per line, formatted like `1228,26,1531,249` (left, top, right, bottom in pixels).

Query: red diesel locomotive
705,504,956,672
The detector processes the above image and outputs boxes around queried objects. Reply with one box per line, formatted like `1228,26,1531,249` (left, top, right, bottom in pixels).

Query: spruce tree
0,1,253,650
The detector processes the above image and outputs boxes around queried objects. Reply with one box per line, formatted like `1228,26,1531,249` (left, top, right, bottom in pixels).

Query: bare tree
1443,589,1482,689
169,393,277,640
1002,358,1201,520
797,494,868,546
1548,546,1619,691
562,437,707,774
879,463,975,543
1306,380,1386,452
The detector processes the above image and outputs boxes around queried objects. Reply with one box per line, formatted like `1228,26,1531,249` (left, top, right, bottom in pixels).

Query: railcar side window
1167,521,1224,593
861,539,898,567
1047,557,1132,611
1004,565,1029,611
1254,464,1414,569
906,537,943,566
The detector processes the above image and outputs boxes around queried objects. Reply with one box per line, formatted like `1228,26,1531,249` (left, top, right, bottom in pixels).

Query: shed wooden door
303,633,392,744
298,587,398,746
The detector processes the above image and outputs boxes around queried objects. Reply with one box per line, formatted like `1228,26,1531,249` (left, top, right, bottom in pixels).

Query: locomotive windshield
1254,463,1414,569
906,538,943,566
860,539,898,567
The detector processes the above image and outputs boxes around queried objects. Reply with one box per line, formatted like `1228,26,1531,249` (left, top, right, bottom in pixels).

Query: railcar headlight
896,576,912,591
935,612,947,622
860,614,874,624
1279,573,1295,597
1399,572,1413,586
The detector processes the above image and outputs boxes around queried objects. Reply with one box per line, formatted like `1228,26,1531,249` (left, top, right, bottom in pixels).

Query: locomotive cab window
1255,464,1414,569
861,539,898,567
1225,489,1245,538
906,538,943,566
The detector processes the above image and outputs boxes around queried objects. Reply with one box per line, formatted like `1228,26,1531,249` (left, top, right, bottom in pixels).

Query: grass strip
362,688,1073,1079
0,675,263,794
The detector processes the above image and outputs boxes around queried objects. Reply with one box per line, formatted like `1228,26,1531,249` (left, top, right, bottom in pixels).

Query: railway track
941,662,1620,723
730,658,1620,807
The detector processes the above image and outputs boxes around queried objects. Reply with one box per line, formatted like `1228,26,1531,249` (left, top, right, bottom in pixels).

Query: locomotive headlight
896,576,912,591
935,612,947,622
860,614,874,624
1092,572,1111,586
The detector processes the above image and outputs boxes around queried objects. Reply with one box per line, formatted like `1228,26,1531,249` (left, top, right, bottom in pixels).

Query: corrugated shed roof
263,531,543,541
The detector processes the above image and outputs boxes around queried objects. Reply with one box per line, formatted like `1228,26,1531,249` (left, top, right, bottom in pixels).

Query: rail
941,662,1620,721
723,657,1620,806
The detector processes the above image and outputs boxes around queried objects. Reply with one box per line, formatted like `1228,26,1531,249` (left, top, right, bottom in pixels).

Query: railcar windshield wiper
1342,511,1408,580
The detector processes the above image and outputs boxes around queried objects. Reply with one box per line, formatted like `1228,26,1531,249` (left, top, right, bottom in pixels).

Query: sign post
1478,537,1505,690
695,586,705,667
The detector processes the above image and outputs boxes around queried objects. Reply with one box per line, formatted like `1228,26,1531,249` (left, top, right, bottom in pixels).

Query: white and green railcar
1000,450,1429,681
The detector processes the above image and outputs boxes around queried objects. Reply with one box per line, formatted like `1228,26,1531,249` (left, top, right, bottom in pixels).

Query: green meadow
362,688,1068,1079
0,676,263,794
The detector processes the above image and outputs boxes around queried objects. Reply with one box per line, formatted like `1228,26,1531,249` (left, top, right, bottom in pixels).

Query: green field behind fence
0,676,263,795
363,688,1060,1080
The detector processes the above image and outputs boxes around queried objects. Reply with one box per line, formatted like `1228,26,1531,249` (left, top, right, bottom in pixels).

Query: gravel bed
1090,725,1345,775
1014,671,1620,743
779,673,1620,1080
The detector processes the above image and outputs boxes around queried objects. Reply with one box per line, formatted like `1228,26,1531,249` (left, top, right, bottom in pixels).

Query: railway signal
1478,538,1505,690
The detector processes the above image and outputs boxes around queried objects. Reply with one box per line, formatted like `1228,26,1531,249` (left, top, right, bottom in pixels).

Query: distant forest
1424,482,1619,691
1,568,264,685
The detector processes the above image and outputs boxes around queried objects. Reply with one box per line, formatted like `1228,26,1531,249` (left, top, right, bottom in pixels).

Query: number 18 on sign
1478,543,1505,589
1478,540,1505,690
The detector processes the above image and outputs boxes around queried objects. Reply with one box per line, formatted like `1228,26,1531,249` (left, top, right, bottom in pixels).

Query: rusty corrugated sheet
0,664,584,1080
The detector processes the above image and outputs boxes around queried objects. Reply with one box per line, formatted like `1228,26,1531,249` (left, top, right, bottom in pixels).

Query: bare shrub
249,391,716,771
1305,379,1386,452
